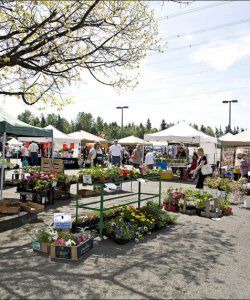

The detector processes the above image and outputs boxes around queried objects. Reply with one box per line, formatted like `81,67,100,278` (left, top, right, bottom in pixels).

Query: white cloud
191,36,250,71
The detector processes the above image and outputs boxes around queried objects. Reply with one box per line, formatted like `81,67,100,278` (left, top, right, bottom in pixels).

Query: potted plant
104,216,138,244
32,225,57,253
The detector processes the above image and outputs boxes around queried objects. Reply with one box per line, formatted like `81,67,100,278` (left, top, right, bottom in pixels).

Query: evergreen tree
160,119,167,130
146,118,152,131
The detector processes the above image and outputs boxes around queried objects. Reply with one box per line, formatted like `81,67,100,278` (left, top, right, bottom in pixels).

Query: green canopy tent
0,109,53,200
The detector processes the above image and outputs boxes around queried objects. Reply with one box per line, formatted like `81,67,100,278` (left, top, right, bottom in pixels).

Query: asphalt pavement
0,170,250,299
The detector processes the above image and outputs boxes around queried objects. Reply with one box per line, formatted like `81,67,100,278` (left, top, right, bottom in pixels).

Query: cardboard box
160,171,173,180
21,202,44,214
50,238,93,261
78,189,99,197
32,241,50,254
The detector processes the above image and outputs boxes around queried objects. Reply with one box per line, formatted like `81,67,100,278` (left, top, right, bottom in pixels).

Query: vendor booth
18,125,81,169
219,130,250,179
0,109,53,200
144,121,219,164
69,130,108,153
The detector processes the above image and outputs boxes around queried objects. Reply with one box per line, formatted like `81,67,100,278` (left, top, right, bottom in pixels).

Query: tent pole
0,132,6,200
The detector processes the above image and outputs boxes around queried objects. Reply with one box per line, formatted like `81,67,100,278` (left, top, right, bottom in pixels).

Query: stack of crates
53,159,64,174
41,158,52,174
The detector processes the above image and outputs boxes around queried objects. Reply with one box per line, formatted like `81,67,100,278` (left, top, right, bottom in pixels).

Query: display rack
75,176,161,238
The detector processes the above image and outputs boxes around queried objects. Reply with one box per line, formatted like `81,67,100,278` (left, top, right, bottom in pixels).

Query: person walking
131,144,142,168
109,139,122,167
28,141,39,166
144,149,155,169
93,142,104,166
240,153,249,179
187,152,198,179
87,143,97,168
20,144,29,167
189,147,208,189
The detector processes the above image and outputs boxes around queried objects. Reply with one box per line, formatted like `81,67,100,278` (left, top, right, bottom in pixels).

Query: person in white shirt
109,139,122,167
87,143,97,168
28,141,39,166
144,149,155,169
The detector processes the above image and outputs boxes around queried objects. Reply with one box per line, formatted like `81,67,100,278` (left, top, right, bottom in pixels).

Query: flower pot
196,208,202,216
222,207,232,216
163,203,179,213
230,192,244,204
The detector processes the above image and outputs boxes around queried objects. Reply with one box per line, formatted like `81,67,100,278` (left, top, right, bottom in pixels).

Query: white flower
65,239,76,246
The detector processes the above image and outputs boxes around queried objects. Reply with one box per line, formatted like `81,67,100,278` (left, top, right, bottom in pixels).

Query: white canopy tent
218,132,234,141
8,137,23,146
18,124,81,149
219,130,250,147
144,121,219,163
69,130,107,142
118,135,151,145
144,121,218,144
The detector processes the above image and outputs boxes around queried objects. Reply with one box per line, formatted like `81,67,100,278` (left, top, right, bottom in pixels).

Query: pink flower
54,239,66,245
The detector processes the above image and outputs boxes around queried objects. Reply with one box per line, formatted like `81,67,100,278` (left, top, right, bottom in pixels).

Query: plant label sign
83,175,92,185
105,183,118,190
54,212,72,229
220,191,226,199
52,180,57,188
137,178,146,184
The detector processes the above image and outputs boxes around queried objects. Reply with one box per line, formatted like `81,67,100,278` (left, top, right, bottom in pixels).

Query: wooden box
41,158,52,173
0,200,21,214
53,159,64,174
32,241,50,254
50,238,93,261
21,202,44,214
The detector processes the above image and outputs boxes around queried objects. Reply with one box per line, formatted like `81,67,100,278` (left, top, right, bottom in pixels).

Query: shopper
20,144,29,167
189,147,208,189
94,142,104,166
144,149,155,169
240,153,249,179
109,139,122,167
131,144,142,168
87,143,97,168
187,152,198,179
28,141,39,166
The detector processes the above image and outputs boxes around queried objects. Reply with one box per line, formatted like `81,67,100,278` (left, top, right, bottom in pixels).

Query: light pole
116,106,129,137
222,100,238,133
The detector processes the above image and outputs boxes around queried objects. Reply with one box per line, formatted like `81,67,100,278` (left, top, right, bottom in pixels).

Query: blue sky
1,0,250,131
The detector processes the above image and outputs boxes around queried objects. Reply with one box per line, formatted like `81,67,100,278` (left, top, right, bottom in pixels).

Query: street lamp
116,106,129,136
222,100,238,133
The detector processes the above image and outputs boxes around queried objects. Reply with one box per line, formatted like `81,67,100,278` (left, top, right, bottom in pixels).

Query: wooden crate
21,202,44,214
53,159,64,174
78,189,99,197
41,158,52,173
0,200,21,214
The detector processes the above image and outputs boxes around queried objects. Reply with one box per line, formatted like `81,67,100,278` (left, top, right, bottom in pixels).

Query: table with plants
16,168,78,204
75,166,163,238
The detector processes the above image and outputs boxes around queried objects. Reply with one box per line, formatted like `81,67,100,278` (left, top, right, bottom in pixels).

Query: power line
157,1,233,21
166,32,249,52
148,62,250,79
162,18,250,40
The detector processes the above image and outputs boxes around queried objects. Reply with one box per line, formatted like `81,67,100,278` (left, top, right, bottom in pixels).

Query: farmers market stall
0,109,53,200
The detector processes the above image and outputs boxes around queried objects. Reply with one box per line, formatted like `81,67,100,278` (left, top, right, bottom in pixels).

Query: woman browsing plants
189,147,211,189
